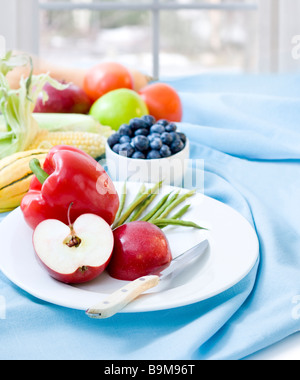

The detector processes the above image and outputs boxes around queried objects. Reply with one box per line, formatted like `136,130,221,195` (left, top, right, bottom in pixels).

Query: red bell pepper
21,145,120,230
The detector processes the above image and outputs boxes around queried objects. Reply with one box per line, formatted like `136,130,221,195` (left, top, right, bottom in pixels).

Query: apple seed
66,236,82,248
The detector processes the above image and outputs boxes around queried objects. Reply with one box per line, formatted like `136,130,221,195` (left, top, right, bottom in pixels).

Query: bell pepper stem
29,158,49,185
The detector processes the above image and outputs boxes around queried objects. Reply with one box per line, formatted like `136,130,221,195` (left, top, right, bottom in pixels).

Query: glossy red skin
83,62,134,102
35,253,112,284
34,82,92,114
107,221,172,281
139,83,183,122
21,145,119,230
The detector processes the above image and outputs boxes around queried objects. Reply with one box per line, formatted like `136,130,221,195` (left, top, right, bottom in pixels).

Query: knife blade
86,239,209,319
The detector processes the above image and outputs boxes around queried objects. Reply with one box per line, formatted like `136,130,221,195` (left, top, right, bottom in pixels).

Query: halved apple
33,213,114,284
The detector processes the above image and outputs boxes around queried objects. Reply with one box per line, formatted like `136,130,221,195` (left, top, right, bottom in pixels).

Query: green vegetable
115,182,127,221
148,191,180,222
171,204,191,220
114,181,206,231
141,192,172,222
152,219,206,230
112,181,163,229
32,113,113,138
0,51,67,160
129,193,158,222
158,205,191,229
157,190,196,220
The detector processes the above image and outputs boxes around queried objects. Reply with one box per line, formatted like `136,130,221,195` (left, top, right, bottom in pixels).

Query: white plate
0,182,259,313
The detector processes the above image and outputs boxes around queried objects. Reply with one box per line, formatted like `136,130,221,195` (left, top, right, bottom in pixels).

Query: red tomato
83,62,134,102
139,83,183,122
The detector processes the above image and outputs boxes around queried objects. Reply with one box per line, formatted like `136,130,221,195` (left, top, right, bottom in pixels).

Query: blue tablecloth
1,73,300,360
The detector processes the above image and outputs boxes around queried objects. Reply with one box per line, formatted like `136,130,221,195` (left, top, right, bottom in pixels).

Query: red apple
34,81,92,114
107,221,172,281
33,213,114,284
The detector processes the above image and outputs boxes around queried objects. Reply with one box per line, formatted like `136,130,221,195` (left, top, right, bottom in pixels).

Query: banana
0,149,49,213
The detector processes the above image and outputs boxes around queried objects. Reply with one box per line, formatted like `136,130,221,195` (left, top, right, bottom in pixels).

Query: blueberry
170,139,184,154
150,124,165,135
132,151,146,160
130,118,149,131
147,150,162,160
148,133,161,143
160,144,172,158
170,132,181,143
156,119,169,127
161,132,173,146
107,133,120,148
150,138,163,151
132,135,150,152
119,135,131,144
178,132,187,144
118,143,135,157
119,124,133,137
141,115,156,127
135,128,149,137
112,143,121,154
165,123,177,133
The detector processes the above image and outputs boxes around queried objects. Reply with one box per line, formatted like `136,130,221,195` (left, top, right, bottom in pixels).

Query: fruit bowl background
105,138,190,186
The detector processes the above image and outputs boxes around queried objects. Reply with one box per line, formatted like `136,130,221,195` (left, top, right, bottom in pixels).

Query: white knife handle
86,275,160,319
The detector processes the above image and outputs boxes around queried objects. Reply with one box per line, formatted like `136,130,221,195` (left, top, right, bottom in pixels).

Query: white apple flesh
33,214,114,284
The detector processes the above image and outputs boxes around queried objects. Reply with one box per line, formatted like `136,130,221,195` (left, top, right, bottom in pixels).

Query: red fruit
83,62,134,102
21,145,120,231
34,81,92,114
139,83,183,122
33,213,114,284
107,221,172,281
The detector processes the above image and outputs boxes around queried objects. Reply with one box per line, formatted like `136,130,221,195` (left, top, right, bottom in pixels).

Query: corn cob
32,113,114,137
0,149,49,213
27,130,110,159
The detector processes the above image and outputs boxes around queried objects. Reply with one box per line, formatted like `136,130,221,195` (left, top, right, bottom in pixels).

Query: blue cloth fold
1,73,300,360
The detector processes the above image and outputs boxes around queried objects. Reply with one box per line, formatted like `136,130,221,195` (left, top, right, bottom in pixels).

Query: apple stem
67,202,74,230
29,158,49,185
65,202,82,248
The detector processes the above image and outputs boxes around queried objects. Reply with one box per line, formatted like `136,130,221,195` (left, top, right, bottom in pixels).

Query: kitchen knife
86,239,209,319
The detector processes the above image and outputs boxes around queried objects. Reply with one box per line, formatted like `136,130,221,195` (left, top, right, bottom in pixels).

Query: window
1,0,299,77
38,0,259,77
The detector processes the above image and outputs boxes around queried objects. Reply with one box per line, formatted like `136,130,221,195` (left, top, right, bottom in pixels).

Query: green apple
90,89,149,131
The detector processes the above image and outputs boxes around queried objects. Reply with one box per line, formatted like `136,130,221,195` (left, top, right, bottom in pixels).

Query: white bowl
105,139,190,186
